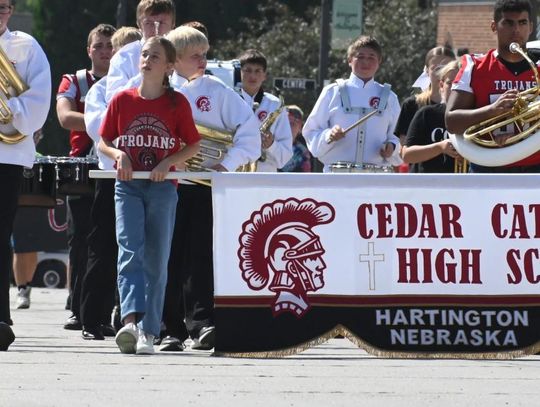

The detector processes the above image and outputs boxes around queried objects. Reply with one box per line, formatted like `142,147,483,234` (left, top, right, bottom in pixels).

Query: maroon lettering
397,248,419,283
357,204,373,239
398,248,482,285
375,203,393,238
507,249,523,284
492,203,507,238
508,249,540,284
395,203,417,238
418,204,437,238
439,204,463,238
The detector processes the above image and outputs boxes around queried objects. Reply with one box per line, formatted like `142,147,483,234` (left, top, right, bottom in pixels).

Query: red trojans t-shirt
454,49,540,167
100,87,200,171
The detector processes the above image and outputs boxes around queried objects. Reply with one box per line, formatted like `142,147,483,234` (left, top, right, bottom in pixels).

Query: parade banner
212,173,540,358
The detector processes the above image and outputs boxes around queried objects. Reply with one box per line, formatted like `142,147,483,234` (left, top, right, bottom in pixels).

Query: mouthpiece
509,42,521,53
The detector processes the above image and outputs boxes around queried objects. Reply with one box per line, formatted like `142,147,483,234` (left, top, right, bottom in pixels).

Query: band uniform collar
349,72,374,88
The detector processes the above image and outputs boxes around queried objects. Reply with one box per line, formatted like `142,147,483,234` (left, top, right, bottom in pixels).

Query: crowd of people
1,0,539,353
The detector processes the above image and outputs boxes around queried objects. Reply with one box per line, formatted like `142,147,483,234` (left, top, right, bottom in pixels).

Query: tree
214,0,437,115
363,0,437,100
214,1,334,116
30,0,117,155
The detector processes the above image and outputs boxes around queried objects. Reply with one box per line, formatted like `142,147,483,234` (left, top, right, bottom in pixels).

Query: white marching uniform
0,29,51,167
240,89,292,172
84,76,115,170
303,74,401,172
125,72,261,171
105,40,143,103
170,73,261,171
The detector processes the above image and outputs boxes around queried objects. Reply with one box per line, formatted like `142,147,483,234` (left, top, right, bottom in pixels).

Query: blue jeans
115,180,178,337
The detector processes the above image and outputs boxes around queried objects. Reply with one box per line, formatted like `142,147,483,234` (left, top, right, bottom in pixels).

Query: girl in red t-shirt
98,36,200,355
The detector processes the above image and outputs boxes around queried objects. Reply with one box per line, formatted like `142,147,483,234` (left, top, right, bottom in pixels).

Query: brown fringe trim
213,325,540,359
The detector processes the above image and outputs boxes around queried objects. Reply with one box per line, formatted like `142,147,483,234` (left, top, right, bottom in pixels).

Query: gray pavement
0,287,539,407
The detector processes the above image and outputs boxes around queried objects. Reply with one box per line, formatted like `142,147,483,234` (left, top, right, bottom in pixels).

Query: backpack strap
75,69,90,102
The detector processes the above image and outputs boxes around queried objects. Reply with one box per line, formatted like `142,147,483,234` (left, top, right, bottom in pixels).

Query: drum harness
336,79,391,166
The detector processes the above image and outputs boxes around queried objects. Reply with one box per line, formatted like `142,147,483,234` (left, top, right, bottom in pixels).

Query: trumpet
450,42,540,166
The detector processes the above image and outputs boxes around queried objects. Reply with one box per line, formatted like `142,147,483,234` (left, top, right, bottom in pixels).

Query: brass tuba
0,44,28,144
185,123,256,172
449,42,540,166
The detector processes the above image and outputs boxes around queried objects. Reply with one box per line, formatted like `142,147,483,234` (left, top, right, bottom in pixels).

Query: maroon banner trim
215,295,540,307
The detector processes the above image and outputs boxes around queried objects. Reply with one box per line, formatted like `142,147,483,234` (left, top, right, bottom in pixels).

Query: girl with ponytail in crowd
395,46,456,171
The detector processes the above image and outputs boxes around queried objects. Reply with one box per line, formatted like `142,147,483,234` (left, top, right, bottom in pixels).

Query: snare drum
55,157,98,196
18,156,57,207
329,161,394,173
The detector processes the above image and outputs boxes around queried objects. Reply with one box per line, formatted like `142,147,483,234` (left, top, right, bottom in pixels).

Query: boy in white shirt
159,26,260,351
238,49,293,172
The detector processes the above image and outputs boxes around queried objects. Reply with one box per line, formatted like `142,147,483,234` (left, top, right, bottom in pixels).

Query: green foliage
214,0,437,116
214,2,332,116
30,0,117,155
363,0,437,100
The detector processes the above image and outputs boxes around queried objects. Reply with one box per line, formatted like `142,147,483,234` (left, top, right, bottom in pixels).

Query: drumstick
328,109,379,144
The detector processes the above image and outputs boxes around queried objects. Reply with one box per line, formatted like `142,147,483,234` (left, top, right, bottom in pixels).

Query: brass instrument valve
512,96,528,115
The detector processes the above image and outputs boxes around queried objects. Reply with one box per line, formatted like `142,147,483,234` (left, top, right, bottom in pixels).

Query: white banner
213,173,540,300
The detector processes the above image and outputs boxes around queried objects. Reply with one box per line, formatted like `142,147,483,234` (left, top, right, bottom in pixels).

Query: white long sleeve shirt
170,73,261,171
0,29,51,167
105,40,142,103
303,74,401,172
84,76,115,170
240,89,292,172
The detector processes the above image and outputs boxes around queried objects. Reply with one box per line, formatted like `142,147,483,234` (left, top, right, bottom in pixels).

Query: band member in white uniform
157,26,260,351
0,0,51,351
80,27,142,341
105,0,175,103
303,36,401,172
238,49,292,172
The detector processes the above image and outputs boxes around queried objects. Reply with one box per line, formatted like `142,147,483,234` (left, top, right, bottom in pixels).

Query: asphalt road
0,287,538,407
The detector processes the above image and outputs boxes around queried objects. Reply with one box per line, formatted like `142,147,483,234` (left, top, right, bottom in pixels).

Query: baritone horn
0,44,28,144
259,95,285,162
449,42,540,166
185,123,256,173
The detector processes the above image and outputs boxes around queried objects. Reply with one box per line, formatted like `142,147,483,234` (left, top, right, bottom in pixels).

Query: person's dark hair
457,47,469,57
239,49,267,71
347,36,383,60
144,36,177,105
493,0,532,22
87,24,116,47
136,0,176,24
182,21,208,39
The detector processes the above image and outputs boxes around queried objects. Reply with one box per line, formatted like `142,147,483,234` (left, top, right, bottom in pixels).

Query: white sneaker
16,287,31,309
136,329,155,355
115,322,138,354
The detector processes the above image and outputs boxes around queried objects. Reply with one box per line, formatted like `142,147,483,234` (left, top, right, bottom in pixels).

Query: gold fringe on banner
214,325,540,359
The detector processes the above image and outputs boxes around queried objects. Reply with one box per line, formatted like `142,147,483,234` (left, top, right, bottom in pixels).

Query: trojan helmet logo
196,95,211,112
257,110,268,121
238,198,335,318
369,96,380,109
138,148,157,169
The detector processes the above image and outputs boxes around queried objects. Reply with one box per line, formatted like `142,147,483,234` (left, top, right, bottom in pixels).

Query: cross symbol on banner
359,242,385,291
